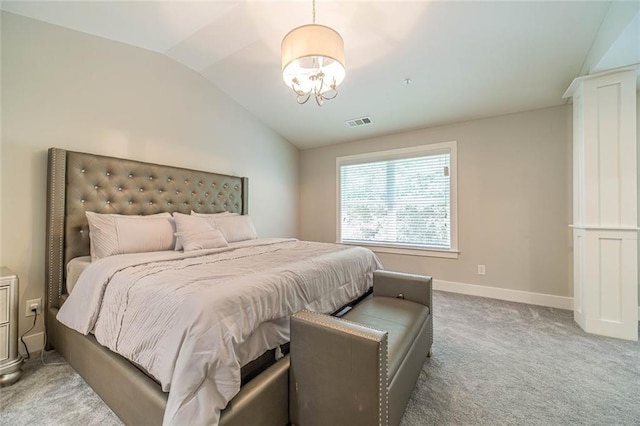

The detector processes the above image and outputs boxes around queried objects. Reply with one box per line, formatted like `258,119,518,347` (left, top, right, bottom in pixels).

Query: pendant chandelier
281,0,345,106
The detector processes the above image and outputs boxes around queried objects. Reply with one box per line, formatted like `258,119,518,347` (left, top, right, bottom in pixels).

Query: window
337,141,458,258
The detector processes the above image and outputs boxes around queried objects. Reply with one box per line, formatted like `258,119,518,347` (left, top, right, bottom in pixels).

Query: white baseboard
433,279,574,310
17,332,44,357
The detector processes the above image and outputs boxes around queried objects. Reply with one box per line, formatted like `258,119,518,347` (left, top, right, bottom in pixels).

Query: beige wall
0,13,299,339
300,105,573,298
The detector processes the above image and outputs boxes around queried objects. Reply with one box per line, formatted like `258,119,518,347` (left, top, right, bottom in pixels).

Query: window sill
340,242,459,259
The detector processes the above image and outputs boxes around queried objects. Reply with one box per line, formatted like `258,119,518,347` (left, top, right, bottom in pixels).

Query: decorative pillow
211,215,258,243
173,212,216,232
174,212,232,250
173,212,229,251
85,212,176,261
178,229,229,252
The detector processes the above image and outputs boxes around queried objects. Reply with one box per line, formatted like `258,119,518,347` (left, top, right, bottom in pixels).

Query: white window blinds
339,150,452,249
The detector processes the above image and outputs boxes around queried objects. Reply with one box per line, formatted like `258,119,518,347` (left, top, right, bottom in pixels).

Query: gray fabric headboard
45,148,248,309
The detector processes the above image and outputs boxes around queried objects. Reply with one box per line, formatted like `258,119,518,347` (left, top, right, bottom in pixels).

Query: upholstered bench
289,271,433,426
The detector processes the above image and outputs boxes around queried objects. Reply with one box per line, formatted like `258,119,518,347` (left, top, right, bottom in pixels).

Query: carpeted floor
0,351,121,426
402,291,640,426
1,291,639,425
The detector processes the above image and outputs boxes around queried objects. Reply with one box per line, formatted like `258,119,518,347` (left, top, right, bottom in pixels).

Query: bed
44,148,380,425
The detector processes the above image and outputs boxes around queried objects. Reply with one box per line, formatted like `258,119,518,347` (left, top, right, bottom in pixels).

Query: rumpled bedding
57,238,381,425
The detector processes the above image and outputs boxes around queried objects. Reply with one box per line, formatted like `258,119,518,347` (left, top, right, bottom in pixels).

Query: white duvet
57,238,381,425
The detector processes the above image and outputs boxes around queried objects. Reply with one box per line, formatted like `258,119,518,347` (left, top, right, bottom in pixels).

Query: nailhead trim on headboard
46,148,67,310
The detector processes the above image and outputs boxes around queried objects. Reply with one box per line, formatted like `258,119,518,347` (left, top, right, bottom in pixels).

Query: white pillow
176,211,232,250
173,212,216,233
173,212,229,251
85,212,176,261
211,215,258,243
191,210,238,217
178,229,229,252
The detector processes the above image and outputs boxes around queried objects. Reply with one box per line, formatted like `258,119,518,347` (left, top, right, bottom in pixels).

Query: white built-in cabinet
564,66,638,341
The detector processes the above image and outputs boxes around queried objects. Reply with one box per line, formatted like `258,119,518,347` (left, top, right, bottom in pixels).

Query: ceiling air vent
345,116,372,128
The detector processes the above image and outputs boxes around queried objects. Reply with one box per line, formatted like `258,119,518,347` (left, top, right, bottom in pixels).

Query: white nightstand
0,267,23,386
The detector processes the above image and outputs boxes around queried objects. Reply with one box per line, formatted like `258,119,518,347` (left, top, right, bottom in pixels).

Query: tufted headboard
45,148,248,310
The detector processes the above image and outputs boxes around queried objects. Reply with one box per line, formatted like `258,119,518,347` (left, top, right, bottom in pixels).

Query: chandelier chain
312,0,316,24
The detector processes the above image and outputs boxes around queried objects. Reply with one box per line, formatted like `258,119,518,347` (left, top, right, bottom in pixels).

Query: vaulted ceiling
2,1,638,149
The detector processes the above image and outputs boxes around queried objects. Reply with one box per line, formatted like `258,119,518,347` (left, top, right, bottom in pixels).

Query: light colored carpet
0,351,121,426
1,291,639,425
402,292,640,426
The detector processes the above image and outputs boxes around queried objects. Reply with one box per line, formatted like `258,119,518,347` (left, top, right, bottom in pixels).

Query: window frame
336,141,459,259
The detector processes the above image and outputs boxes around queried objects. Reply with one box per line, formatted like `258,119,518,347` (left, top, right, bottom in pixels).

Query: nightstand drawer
0,324,8,361
0,287,8,324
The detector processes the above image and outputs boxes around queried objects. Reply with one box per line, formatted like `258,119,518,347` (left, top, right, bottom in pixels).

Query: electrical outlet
477,265,486,275
26,298,42,317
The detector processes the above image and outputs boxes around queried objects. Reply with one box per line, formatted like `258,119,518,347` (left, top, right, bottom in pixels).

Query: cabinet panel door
0,286,8,324
0,324,8,361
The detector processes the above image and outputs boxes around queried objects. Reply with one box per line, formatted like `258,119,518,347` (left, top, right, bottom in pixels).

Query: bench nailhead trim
296,310,390,425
